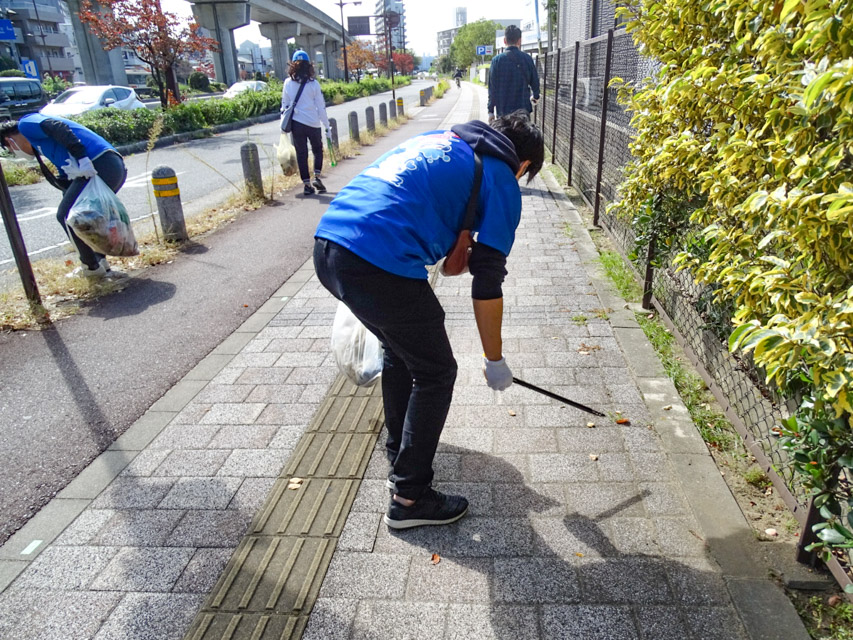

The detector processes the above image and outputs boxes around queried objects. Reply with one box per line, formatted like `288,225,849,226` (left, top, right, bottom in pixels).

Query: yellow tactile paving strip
183,377,383,640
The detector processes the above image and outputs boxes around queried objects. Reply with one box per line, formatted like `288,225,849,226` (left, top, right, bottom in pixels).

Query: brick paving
0,84,808,639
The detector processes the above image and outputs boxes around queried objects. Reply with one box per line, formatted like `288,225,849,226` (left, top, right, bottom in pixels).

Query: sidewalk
0,84,809,639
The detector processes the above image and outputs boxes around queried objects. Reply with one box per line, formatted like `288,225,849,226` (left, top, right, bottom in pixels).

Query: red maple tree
79,0,218,108
376,51,414,77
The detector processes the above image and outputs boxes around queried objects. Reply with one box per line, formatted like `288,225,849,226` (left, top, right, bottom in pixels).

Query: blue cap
292,50,309,62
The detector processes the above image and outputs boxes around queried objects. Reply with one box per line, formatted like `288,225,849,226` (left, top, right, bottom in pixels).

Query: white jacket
281,77,330,130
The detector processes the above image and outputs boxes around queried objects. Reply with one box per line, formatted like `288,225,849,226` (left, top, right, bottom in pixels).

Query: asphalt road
0,80,431,269
0,82,461,545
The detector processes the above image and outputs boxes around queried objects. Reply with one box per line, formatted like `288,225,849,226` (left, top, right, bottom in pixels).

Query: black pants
56,151,127,269
314,238,458,500
291,119,323,182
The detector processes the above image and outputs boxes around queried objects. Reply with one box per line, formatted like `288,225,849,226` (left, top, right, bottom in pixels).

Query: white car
40,85,146,117
223,81,268,99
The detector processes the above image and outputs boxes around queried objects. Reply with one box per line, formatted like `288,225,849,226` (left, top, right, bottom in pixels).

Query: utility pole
335,1,361,82
29,0,52,76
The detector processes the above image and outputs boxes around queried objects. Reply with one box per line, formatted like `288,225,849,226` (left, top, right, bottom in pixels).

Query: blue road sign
0,19,13,41
476,45,486,56
21,58,39,79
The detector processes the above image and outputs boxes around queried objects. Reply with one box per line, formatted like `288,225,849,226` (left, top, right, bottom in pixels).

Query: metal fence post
0,164,43,314
329,118,339,150
540,51,549,130
152,166,188,242
348,111,359,143
641,233,656,309
567,40,580,187
240,142,263,200
365,106,375,132
592,29,614,227
551,48,562,165
389,99,396,119
379,102,387,127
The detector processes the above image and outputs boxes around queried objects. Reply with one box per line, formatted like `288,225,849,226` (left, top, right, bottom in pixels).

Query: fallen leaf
508,409,517,417
663,405,673,411
243,304,249,307
589,454,599,461
829,595,842,607
615,418,630,425
65,259,74,266
431,553,440,565
575,552,584,557
586,422,596,428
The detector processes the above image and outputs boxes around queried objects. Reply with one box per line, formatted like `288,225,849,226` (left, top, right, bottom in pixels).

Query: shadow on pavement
86,279,177,321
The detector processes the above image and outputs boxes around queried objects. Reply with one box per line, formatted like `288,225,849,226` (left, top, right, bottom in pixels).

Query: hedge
71,76,411,147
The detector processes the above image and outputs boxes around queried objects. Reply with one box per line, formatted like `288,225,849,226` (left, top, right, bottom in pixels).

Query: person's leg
313,239,457,499
291,121,311,185
56,178,102,270
92,151,127,193
307,126,326,192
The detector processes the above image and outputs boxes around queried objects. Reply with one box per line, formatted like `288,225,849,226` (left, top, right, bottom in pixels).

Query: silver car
40,85,147,117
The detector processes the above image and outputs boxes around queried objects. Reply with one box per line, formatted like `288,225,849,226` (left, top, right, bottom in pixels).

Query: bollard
379,103,387,127
419,90,425,106
348,111,360,143
152,166,188,242
396,97,404,116
389,99,396,120
329,118,339,150
365,106,375,133
241,142,263,200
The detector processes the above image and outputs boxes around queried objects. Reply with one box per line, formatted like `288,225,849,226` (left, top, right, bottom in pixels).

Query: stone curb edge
0,258,318,593
537,167,810,640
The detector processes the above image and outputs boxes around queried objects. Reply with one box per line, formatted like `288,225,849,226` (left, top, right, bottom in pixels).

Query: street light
334,0,360,83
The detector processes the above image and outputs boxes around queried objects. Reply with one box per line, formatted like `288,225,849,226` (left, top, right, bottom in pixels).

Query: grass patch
2,161,43,186
562,222,574,238
598,250,642,303
791,592,853,640
571,314,588,325
636,312,739,452
743,465,772,490
548,161,567,185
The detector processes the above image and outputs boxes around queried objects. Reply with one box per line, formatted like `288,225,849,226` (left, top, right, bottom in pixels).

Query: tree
337,39,376,82
80,0,218,109
392,52,414,75
449,19,502,69
436,55,453,75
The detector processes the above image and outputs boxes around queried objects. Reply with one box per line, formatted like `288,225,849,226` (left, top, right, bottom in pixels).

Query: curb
538,167,810,640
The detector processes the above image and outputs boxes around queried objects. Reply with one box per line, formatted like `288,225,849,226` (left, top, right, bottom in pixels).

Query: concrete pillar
324,40,342,80
191,1,250,86
241,142,263,200
65,0,127,85
152,166,187,242
379,102,387,127
259,21,300,82
365,106,375,132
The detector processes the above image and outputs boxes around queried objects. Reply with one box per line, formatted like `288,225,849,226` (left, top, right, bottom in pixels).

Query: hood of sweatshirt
451,120,520,174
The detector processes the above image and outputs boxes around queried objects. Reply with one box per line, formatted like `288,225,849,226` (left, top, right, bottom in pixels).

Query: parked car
223,80,268,99
39,85,146,117
0,78,48,118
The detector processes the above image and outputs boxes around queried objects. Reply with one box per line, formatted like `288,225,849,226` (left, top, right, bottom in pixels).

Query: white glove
483,356,513,391
63,157,97,180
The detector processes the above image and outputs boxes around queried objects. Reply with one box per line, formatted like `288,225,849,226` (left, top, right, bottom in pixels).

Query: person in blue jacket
0,115,128,278
314,111,544,530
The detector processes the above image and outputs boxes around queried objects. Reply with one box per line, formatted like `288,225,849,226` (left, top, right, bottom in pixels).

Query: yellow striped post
152,166,187,241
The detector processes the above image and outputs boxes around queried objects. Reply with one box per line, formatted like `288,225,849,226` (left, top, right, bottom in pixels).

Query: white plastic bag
66,176,138,256
331,301,383,386
277,133,298,176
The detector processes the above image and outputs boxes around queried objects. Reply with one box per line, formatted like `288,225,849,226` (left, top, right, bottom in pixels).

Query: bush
188,71,210,92
161,102,208,134
0,70,25,77
615,0,853,555
72,108,159,145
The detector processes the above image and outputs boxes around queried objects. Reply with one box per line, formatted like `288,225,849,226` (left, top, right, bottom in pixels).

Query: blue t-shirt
315,130,521,279
18,113,115,178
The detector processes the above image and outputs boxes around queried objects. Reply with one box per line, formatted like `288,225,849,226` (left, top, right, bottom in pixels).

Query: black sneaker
303,183,315,196
312,176,327,193
384,488,469,529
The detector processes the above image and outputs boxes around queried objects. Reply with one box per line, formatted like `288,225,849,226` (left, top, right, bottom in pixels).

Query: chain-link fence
532,28,832,565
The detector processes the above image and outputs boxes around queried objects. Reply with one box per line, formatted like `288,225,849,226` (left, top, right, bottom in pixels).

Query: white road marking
123,170,186,188
20,540,42,555
16,207,55,222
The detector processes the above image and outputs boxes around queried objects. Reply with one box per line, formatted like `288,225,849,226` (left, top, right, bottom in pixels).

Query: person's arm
314,81,329,130
528,55,541,100
469,241,508,360
39,118,86,159
487,56,496,115
280,79,291,114
473,297,503,361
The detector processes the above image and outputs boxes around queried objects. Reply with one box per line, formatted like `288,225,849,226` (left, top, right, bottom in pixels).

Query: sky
160,0,534,56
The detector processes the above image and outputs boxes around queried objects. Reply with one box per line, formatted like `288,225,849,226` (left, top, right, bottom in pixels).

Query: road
0,80,431,269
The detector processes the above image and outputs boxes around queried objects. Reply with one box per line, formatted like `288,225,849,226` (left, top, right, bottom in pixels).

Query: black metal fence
533,29,851,588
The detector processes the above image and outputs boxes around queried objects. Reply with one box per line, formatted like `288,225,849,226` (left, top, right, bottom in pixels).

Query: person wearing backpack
280,50,330,196
487,25,541,119
0,116,127,279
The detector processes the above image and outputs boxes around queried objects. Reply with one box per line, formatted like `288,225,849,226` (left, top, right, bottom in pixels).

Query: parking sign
476,45,486,55
20,58,39,79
